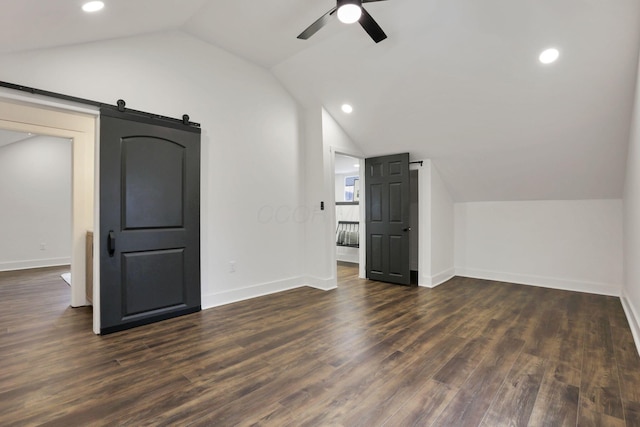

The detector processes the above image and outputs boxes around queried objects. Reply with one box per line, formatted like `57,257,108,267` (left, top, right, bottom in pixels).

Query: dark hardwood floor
1,264,640,426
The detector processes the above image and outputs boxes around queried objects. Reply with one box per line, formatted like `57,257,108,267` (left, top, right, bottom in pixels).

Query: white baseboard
0,257,71,272
202,276,307,309
621,289,640,357
201,275,338,310
455,267,621,297
304,276,337,291
336,254,359,264
419,268,455,289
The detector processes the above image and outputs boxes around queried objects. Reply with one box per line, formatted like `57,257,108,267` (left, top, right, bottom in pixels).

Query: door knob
403,227,412,232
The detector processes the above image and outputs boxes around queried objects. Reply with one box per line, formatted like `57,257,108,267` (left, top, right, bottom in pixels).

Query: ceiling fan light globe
338,4,362,24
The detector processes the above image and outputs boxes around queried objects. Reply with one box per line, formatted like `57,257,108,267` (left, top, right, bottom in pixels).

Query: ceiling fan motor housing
297,0,386,42
337,0,363,7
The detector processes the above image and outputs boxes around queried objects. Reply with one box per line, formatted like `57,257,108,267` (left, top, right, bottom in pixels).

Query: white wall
302,106,331,288
0,30,306,307
323,109,363,157
0,135,71,270
335,204,359,222
302,108,364,287
455,200,624,296
429,163,455,285
622,53,640,353
418,160,455,288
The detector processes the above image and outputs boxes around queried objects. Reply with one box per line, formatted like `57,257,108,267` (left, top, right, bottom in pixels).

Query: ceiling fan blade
297,7,337,40
362,0,388,3
359,8,387,43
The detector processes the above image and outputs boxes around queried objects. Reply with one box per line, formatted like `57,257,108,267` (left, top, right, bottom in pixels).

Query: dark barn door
100,108,201,334
365,153,411,285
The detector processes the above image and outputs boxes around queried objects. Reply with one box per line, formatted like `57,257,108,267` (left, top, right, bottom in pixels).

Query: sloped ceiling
0,130,32,149
1,0,639,201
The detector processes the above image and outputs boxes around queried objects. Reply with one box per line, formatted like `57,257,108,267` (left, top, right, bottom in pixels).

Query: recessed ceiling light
539,48,559,64
82,1,105,13
342,104,353,114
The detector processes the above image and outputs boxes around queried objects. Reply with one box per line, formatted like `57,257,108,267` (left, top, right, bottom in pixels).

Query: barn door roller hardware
110,98,196,130
0,80,202,128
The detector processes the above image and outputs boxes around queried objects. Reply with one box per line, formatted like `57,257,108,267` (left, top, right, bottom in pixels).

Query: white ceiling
2,0,639,201
335,153,361,175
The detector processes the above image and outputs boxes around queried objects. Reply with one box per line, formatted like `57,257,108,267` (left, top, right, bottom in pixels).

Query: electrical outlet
229,261,236,273
40,243,46,251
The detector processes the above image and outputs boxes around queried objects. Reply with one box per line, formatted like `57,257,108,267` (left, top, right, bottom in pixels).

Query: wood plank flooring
1,264,640,426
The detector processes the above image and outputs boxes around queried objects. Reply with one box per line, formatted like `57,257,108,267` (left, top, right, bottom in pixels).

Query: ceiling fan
297,0,388,43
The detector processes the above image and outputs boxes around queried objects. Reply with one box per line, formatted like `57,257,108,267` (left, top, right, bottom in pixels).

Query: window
345,176,360,202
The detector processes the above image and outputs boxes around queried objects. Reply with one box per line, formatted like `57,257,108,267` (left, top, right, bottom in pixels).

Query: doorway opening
362,153,418,286
0,94,99,333
334,153,361,267
332,153,420,287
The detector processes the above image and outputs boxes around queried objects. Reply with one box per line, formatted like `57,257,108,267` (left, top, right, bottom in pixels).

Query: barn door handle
107,231,116,257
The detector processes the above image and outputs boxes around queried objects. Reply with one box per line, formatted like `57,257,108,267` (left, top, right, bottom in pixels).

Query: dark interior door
365,153,411,285
100,108,201,334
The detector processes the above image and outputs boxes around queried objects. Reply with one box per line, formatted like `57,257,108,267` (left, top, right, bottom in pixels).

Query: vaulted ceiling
0,129,33,149
2,0,639,201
